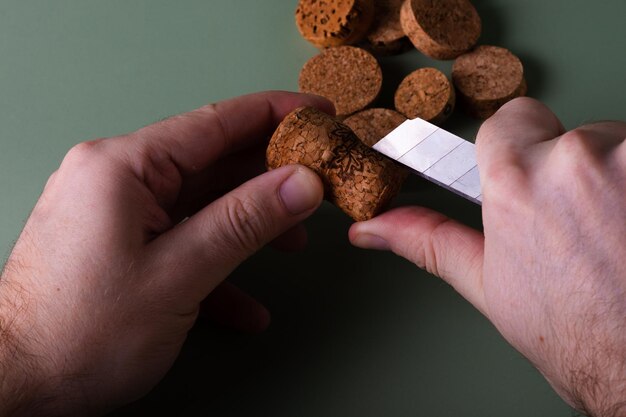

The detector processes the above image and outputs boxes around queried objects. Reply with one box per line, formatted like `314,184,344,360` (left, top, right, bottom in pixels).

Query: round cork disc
452,45,526,119
394,67,455,124
295,0,375,48
343,108,407,147
299,46,383,117
363,0,412,55
266,107,407,221
400,0,481,60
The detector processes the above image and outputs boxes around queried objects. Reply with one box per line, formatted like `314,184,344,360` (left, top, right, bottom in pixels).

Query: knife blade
373,118,482,205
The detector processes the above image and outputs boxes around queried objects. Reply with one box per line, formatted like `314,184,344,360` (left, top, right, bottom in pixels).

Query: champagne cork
266,107,407,221
343,108,407,147
394,67,455,124
363,0,412,55
299,46,383,117
452,45,527,119
400,0,481,60
295,0,375,48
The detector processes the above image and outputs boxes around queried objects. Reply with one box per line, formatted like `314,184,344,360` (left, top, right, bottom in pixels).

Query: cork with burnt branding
295,0,375,48
363,0,412,55
452,45,527,119
299,46,383,117
343,108,407,147
266,107,407,221
394,67,455,124
400,0,481,60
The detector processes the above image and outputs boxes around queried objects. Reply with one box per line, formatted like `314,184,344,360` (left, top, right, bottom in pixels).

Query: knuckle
556,128,594,156
406,214,451,278
476,115,499,146
66,139,103,159
551,129,603,179
223,196,271,253
618,141,626,165
62,139,106,165
482,158,529,207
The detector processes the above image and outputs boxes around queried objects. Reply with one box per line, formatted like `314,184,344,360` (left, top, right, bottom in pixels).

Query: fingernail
351,232,391,251
279,168,322,215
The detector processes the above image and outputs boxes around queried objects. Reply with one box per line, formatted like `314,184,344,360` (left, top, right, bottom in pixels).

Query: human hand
349,97,626,416
0,91,333,416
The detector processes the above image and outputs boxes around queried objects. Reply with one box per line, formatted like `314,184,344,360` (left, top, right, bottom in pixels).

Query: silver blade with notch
373,117,482,205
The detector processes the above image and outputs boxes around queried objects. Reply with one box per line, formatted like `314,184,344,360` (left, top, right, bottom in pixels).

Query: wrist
544,334,626,417
0,311,43,416
566,370,626,417
0,279,59,417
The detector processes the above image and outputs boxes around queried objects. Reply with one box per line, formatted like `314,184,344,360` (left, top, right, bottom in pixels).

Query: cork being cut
400,0,481,60
394,67,455,124
343,108,407,147
295,0,375,48
363,0,412,55
452,45,527,119
266,107,407,221
299,46,383,117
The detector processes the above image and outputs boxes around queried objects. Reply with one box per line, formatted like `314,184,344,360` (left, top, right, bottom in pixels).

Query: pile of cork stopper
267,0,527,221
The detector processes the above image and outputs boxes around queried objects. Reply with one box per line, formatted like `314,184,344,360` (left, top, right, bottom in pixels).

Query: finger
130,91,334,176
169,145,267,222
199,281,270,334
120,91,333,211
349,206,488,316
574,121,626,148
148,165,324,306
541,121,626,167
476,97,565,169
476,98,565,206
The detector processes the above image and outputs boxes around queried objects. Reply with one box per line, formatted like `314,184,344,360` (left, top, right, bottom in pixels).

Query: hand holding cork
266,107,407,221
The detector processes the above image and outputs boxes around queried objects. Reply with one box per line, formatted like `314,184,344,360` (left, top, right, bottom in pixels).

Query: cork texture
295,0,375,48
343,108,407,147
394,67,455,124
400,0,481,60
299,46,383,117
363,0,412,55
266,107,407,221
452,45,526,119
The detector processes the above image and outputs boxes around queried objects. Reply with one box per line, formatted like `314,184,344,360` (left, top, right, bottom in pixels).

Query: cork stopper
266,107,407,221
394,67,455,124
343,108,407,147
363,0,412,55
299,46,383,117
400,0,481,60
295,0,375,48
452,45,527,119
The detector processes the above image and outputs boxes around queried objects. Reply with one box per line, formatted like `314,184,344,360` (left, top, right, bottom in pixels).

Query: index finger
129,91,334,175
476,97,565,169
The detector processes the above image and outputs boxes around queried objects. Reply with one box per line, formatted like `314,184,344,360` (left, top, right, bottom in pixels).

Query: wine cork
295,0,375,48
394,67,455,124
400,0,481,60
343,108,407,147
299,46,383,117
363,0,412,55
452,45,527,119
266,107,407,221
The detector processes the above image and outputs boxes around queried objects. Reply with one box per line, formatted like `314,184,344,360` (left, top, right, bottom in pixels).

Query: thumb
349,206,487,315
149,164,323,304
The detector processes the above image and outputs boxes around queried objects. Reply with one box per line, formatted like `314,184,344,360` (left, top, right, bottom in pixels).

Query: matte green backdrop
0,1,624,416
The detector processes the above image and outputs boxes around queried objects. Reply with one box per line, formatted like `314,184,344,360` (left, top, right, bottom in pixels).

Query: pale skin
0,92,624,416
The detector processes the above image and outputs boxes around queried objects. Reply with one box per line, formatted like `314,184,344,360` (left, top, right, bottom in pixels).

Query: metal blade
373,118,482,205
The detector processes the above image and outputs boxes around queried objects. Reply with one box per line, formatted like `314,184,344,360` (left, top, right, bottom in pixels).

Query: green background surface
1,1,624,415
